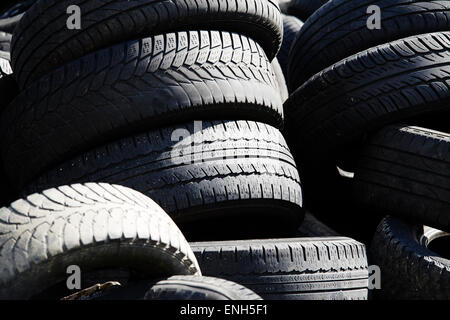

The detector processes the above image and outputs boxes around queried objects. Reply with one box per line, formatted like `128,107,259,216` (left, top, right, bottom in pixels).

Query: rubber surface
277,14,303,79
288,0,450,91
285,31,450,162
272,57,289,102
371,216,450,300
146,275,263,300
354,125,450,232
287,0,327,21
1,31,284,190
11,0,283,88
26,120,304,240
0,182,201,299
190,237,369,300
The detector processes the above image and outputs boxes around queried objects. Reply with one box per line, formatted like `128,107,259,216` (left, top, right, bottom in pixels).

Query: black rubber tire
284,31,450,163
0,32,11,52
145,275,263,300
26,120,304,241
371,216,450,300
272,57,289,103
277,14,303,79
354,125,450,232
11,0,283,88
0,182,201,300
1,31,284,190
287,0,327,21
288,0,450,92
190,237,369,300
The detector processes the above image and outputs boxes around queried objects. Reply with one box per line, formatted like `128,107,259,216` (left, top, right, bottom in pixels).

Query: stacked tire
0,0,373,300
286,0,450,299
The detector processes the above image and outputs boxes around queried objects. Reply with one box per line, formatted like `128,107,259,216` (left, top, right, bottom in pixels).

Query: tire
0,32,11,52
284,31,450,163
190,237,369,300
11,0,283,88
1,31,284,190
0,182,201,300
272,57,289,103
371,216,450,300
26,120,304,241
354,125,450,232
288,0,450,92
287,0,327,21
277,14,303,78
145,275,262,300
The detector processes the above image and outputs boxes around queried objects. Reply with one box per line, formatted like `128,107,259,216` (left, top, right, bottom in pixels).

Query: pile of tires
0,0,373,300
286,0,450,299
5,0,447,301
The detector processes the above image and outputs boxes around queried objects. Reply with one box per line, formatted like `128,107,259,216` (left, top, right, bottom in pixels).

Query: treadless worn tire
284,32,450,163
1,31,284,190
287,0,327,21
272,57,289,103
11,0,282,88
371,216,450,300
0,182,201,300
277,14,303,79
190,237,369,300
26,120,304,241
288,0,450,91
354,125,450,232
145,275,263,300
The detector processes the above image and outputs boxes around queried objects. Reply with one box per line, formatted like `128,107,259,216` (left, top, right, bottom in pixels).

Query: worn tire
145,275,262,300
371,216,450,300
1,31,284,190
287,0,327,21
11,0,282,88
277,14,303,79
285,32,450,163
354,125,450,232
288,0,450,91
26,120,304,241
0,182,201,300
190,237,369,300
